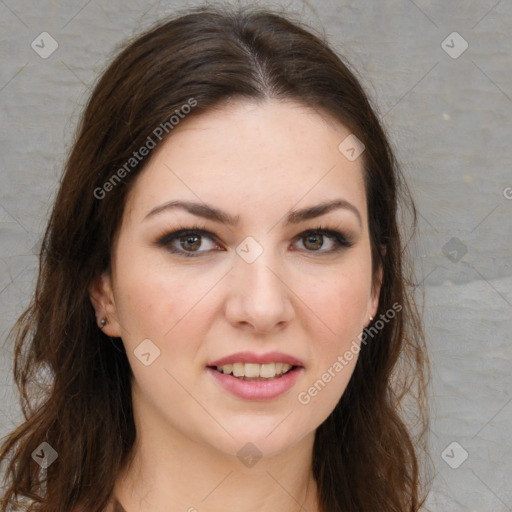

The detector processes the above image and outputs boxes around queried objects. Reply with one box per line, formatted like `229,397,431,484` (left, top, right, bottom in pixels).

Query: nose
224,246,295,334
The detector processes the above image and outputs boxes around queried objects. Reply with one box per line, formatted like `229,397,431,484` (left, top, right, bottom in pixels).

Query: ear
367,245,386,323
88,270,123,337
368,264,383,320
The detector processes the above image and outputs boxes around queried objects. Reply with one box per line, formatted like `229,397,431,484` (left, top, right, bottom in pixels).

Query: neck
113,419,319,512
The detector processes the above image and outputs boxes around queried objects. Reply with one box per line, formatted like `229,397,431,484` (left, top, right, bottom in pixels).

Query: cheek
113,246,179,330
294,255,371,406
112,258,209,396
114,270,176,340
112,249,222,358
297,260,372,341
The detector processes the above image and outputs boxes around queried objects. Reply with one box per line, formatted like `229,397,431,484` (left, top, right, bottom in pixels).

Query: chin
207,423,310,461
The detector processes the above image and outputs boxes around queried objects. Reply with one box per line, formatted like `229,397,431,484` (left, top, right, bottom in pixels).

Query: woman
0,4,431,511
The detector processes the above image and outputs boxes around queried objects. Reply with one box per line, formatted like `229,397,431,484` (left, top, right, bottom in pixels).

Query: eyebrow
143,198,362,228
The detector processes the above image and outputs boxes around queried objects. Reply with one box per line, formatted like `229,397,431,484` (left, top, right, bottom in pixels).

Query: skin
89,98,381,512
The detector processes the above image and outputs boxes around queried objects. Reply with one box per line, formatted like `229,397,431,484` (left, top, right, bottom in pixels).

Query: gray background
1,0,511,510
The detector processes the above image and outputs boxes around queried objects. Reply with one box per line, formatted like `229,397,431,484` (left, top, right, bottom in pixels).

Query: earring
369,316,374,321
99,318,107,328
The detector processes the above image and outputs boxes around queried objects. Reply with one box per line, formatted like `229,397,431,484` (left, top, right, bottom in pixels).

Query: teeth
215,362,293,378
244,363,260,378
232,362,244,377
260,363,277,378
221,364,233,375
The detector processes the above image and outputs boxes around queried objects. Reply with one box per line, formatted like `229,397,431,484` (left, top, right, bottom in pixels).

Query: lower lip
206,366,303,400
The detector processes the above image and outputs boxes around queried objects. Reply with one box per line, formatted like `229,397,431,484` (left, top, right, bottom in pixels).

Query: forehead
123,99,367,226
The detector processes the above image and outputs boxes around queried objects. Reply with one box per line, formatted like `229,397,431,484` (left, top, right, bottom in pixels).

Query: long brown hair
0,4,431,511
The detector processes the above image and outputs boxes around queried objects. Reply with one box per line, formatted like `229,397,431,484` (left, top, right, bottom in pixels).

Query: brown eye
303,233,324,251
179,233,202,252
156,225,353,258
155,226,221,258
294,228,353,254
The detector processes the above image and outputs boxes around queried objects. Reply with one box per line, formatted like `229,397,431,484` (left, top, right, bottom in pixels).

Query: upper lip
208,351,304,368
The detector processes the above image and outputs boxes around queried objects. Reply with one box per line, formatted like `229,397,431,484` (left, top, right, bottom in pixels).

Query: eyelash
154,223,354,258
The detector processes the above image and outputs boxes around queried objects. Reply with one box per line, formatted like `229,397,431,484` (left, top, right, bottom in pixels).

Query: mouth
207,362,300,381
206,351,305,399
206,363,304,400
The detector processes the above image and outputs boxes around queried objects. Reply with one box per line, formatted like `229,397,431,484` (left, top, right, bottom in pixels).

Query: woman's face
91,99,381,459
